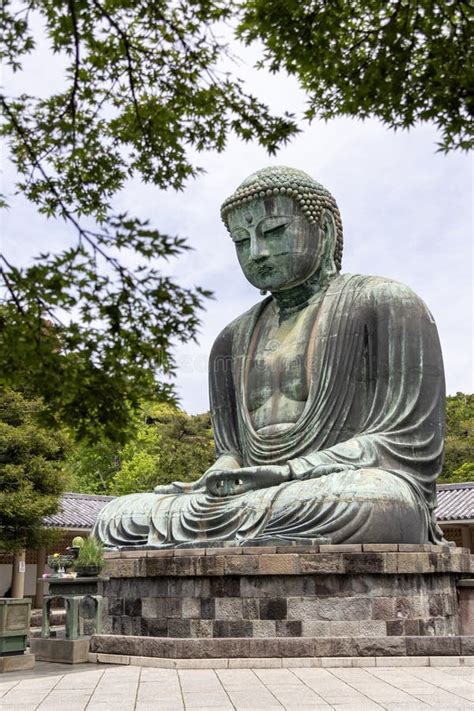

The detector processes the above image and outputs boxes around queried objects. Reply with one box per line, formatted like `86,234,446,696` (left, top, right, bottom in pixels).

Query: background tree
1,2,471,445
0,0,298,443
0,387,68,553
66,402,214,495
441,392,474,483
238,0,473,152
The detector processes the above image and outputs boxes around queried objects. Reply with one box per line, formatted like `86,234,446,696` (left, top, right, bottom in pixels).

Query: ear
320,209,337,278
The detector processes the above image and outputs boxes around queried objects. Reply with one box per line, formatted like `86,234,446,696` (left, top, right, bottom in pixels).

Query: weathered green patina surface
94,167,446,548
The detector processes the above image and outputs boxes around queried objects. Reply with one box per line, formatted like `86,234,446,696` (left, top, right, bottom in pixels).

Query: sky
2,19,473,413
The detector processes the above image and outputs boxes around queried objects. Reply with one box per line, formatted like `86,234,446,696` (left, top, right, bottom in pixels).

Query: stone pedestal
0,651,35,673
30,637,90,664
92,544,474,660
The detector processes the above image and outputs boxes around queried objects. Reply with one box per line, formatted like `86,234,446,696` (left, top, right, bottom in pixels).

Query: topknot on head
220,165,344,271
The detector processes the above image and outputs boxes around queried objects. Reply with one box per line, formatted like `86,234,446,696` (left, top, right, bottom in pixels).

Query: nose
250,234,269,262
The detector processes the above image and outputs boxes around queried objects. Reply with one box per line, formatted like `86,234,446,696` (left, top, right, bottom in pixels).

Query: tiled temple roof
435,482,474,522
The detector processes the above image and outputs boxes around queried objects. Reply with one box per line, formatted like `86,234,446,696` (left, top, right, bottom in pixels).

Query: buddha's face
227,195,322,292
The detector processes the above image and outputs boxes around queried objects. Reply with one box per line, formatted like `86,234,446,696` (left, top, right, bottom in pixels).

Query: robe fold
93,273,446,547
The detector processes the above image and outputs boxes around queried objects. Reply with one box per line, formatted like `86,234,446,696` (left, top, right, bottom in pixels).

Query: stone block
276,545,319,554
124,598,142,617
215,597,243,618
224,555,258,575
97,652,130,665
428,593,444,617
209,576,240,597
105,559,138,577
121,550,147,558
406,635,461,656
358,621,387,636
298,553,344,574
146,549,174,558
167,619,191,637
396,553,434,574
200,599,215,619
181,597,201,619
460,636,474,655
213,620,253,638
353,637,406,657
258,554,298,575
387,620,404,636
30,638,90,664
375,656,429,667
142,597,181,619
252,620,277,638
175,657,228,669
320,544,362,553
205,546,242,556
343,552,385,574
130,655,175,668
404,619,420,636
320,656,353,667
174,548,206,557
302,620,361,637
363,544,398,552
372,597,395,620
282,657,321,667
242,598,259,619
429,655,465,666
243,546,276,555
0,651,35,672
108,597,124,616
247,637,281,657
458,582,474,635
276,620,302,637
259,598,288,620
190,620,213,638
277,638,315,657
141,618,167,636
174,637,250,658
195,556,225,576
351,656,376,666
395,596,423,619
228,657,281,668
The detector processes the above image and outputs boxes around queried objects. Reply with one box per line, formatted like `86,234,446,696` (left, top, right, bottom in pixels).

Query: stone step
91,634,474,659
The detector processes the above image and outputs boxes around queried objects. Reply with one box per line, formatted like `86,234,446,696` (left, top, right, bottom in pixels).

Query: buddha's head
221,166,343,293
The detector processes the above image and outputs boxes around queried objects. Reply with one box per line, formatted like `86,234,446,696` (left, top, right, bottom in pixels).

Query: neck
270,269,332,319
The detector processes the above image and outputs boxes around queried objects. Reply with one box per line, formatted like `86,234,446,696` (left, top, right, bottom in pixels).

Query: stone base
29,637,90,664
0,651,35,673
99,545,472,640
89,650,474,669
91,634,474,659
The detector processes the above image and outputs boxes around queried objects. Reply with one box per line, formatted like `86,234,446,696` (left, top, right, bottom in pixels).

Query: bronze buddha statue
94,166,446,548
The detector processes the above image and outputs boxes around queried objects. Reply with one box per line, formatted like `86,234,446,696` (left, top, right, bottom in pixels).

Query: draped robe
93,274,446,547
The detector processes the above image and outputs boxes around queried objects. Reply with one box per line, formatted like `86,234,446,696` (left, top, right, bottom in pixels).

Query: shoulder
341,273,432,315
209,299,269,359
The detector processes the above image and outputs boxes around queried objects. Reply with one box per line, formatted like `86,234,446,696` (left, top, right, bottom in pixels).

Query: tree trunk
11,550,26,599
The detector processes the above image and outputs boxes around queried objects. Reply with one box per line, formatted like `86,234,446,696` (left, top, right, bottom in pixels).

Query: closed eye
230,227,250,244
260,217,291,237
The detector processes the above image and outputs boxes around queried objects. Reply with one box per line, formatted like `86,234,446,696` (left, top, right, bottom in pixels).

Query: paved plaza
0,661,473,710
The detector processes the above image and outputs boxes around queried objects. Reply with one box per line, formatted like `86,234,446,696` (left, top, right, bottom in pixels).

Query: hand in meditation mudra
94,167,446,548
